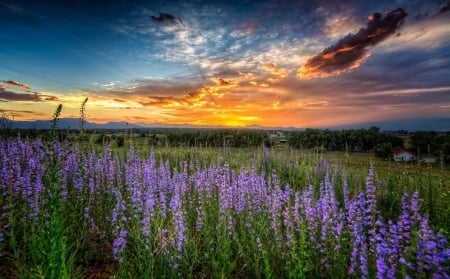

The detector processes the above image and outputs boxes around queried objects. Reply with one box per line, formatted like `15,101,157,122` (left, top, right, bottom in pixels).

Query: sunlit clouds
1,1,450,129
298,8,408,79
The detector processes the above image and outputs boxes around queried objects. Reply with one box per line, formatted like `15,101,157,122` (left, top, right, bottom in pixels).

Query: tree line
409,131,450,163
286,127,403,152
149,129,269,148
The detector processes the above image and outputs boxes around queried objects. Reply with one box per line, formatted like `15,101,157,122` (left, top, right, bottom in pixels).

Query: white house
394,150,416,162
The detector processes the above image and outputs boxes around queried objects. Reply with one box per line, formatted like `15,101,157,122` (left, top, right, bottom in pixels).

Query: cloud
1,80,59,102
3,80,30,90
298,8,408,79
0,1,40,26
113,98,127,103
150,13,183,26
0,88,40,101
138,79,233,109
438,1,450,14
0,108,42,115
0,87,58,102
139,96,180,106
211,78,238,87
262,63,288,83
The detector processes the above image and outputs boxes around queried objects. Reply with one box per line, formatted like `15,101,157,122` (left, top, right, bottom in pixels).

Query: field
0,137,449,278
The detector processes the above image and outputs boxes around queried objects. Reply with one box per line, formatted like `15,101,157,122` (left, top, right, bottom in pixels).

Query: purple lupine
125,148,144,218
219,164,233,215
170,182,186,264
364,167,377,250
268,174,283,247
410,191,421,219
111,184,128,263
293,192,301,232
418,217,450,277
234,168,246,214
195,205,204,231
343,179,350,211
348,193,368,278
302,184,317,244
387,221,400,278
360,234,369,279
141,159,156,242
157,160,171,218
375,219,389,279
112,229,128,263
281,190,293,248
397,192,413,252
316,159,327,176
433,232,450,278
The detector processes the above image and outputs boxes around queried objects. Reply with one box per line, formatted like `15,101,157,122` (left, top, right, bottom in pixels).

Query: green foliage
115,135,125,147
161,129,267,147
410,131,450,163
287,127,404,153
50,104,62,142
1,127,449,278
374,143,394,160
79,98,89,143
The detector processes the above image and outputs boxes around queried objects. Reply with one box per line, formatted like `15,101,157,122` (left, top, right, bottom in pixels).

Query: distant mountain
11,118,143,130
8,117,450,131
9,119,302,131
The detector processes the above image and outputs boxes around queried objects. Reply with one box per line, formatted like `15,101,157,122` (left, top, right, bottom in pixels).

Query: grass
0,138,449,278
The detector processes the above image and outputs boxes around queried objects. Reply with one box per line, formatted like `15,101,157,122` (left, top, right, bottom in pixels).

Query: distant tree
410,131,443,156
442,139,450,164
374,143,394,160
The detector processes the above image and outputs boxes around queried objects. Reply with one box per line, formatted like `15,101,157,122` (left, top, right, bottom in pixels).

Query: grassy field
0,138,449,278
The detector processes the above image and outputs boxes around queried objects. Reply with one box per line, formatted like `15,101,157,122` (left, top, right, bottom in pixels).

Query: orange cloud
138,77,238,109
3,80,31,91
262,63,288,83
298,8,407,79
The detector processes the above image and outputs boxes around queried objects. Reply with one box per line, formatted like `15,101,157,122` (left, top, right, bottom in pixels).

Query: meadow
0,134,449,278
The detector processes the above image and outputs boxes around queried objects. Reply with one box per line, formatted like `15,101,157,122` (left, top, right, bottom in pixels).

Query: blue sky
1,0,450,129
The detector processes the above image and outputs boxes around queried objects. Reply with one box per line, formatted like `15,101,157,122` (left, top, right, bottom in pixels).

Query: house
394,150,416,162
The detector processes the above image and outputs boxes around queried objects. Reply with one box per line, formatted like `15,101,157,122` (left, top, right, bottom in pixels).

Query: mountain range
5,117,450,132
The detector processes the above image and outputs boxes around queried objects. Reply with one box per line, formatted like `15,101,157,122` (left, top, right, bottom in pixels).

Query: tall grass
0,138,449,278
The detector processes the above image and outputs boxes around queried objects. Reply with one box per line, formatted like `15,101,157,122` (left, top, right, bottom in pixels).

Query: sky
1,0,450,130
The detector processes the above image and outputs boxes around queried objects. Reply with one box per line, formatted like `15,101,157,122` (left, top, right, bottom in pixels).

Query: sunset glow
1,0,450,130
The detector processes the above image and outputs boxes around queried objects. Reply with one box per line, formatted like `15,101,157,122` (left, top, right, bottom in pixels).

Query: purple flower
113,229,128,263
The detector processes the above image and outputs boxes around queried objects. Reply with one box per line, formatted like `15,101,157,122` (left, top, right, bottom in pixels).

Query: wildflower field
0,136,449,278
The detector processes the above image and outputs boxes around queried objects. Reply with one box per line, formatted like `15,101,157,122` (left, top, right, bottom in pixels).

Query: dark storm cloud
438,1,450,14
298,8,408,79
0,88,40,101
0,87,58,102
150,13,183,25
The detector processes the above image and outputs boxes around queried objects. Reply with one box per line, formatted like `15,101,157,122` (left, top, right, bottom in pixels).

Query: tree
374,143,393,160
